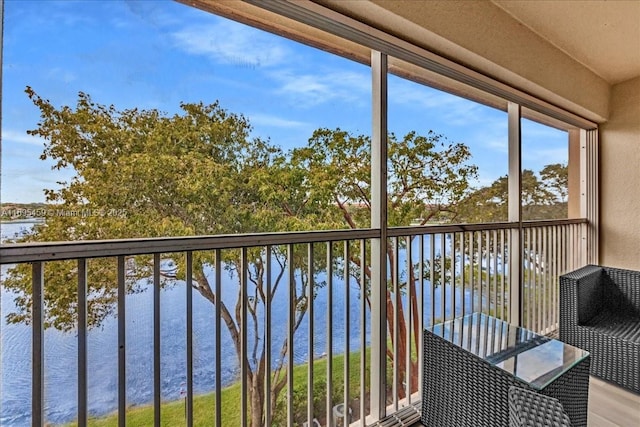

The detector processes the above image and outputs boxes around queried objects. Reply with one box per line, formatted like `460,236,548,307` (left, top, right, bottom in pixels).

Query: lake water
0,222,472,425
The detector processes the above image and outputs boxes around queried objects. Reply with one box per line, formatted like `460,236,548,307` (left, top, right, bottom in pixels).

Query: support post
370,50,388,421
580,129,599,265
508,102,522,326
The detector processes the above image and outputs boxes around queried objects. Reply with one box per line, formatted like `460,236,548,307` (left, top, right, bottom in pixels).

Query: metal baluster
526,229,532,330
32,262,44,427
241,248,248,427
538,227,543,333
405,236,412,404
440,233,446,322
215,249,222,427
478,231,483,314
153,253,161,427
325,242,333,427
531,228,537,330
307,243,314,427
500,230,507,320
505,230,511,323
393,237,399,411
491,231,497,318
484,231,490,315
485,231,491,317
551,227,558,330
186,252,193,427
343,241,350,425
469,232,475,314
77,259,88,427
542,227,548,333
460,232,466,317
451,233,457,318
288,244,295,427
117,256,126,427
430,235,435,327
265,246,273,427
360,239,367,423
418,234,424,397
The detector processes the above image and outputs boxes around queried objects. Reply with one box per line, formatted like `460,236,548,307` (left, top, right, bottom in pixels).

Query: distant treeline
1,202,48,220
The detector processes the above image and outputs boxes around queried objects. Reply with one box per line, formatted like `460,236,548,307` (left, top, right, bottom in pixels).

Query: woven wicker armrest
508,386,572,427
560,265,605,327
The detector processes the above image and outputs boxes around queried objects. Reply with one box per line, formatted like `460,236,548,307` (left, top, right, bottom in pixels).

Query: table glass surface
428,313,589,390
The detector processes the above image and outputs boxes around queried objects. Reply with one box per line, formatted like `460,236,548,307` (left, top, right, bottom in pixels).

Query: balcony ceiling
491,0,640,85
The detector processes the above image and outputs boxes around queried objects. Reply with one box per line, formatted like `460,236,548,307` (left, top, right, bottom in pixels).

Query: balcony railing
0,219,587,426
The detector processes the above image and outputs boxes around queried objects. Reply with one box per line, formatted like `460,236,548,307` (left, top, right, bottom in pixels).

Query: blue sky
0,0,567,204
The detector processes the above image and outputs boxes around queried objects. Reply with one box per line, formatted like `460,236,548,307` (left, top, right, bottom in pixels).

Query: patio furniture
422,313,590,427
560,265,640,394
508,386,572,426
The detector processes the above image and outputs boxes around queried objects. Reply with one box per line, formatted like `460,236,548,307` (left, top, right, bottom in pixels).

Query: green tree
541,163,568,203
458,166,568,223
4,88,313,427
4,90,479,423
291,128,477,396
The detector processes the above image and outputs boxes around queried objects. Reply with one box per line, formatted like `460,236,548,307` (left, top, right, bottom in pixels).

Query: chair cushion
584,309,640,342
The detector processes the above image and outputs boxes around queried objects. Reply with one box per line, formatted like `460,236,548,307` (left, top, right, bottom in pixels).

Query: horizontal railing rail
0,229,380,264
0,220,587,265
0,218,588,426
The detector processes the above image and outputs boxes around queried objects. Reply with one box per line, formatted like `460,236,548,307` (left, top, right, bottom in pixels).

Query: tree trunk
249,372,265,427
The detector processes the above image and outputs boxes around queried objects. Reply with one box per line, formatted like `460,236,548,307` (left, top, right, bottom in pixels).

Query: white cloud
172,21,288,68
485,138,508,153
2,129,46,146
1,165,73,203
248,113,308,129
521,120,568,165
390,79,493,126
523,148,568,164
522,119,568,139
271,69,370,107
46,67,77,84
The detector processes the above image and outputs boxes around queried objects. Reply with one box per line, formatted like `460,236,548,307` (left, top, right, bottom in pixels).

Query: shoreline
1,218,45,224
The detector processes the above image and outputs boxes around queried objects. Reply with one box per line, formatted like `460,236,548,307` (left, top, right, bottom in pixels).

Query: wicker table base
421,316,590,427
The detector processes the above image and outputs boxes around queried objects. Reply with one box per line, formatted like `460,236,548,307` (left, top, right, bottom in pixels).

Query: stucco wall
318,0,610,122
599,76,640,269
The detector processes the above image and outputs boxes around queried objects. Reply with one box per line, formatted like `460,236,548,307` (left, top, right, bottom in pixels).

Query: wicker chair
508,387,572,426
560,265,640,394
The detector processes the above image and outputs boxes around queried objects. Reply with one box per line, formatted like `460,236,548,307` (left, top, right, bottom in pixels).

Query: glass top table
428,312,590,390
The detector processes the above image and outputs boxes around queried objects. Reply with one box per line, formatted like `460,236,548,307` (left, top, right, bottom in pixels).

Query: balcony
2,0,639,426
3,218,638,426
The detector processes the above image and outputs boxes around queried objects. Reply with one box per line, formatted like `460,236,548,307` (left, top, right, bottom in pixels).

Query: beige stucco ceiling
491,0,640,85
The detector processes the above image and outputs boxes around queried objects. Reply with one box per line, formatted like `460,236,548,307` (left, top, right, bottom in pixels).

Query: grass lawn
64,349,370,426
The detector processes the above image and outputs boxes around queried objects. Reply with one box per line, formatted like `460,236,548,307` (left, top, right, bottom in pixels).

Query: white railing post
370,49,388,421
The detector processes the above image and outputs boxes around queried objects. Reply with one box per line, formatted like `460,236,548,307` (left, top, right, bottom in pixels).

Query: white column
370,50,388,421
580,129,599,265
508,102,522,325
